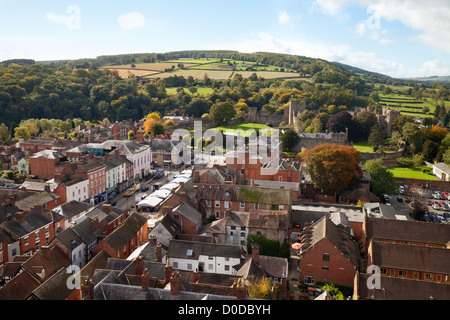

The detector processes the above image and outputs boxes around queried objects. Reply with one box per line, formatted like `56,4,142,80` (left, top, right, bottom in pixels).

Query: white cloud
278,11,291,25
313,0,450,53
118,12,146,30
45,5,81,30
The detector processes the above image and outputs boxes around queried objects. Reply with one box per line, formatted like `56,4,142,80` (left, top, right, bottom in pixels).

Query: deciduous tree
301,144,362,195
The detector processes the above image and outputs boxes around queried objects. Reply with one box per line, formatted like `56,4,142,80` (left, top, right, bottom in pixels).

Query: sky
0,0,449,79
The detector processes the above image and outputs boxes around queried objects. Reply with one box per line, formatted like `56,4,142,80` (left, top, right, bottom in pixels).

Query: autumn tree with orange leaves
299,144,362,195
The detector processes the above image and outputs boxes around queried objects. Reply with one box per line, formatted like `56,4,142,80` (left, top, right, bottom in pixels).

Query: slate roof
370,241,450,275
15,192,60,212
356,273,450,300
0,203,21,224
102,213,147,251
167,240,243,261
172,202,202,225
159,213,181,237
196,184,292,205
52,200,94,220
364,216,450,246
2,209,52,238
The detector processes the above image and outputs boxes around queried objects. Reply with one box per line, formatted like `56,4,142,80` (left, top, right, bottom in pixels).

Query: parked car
397,196,403,202
435,213,447,223
432,203,440,210
141,186,149,192
428,212,441,223
423,213,431,222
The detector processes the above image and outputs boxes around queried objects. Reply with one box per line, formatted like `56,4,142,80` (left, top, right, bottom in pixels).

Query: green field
166,87,214,96
378,93,438,118
387,166,438,180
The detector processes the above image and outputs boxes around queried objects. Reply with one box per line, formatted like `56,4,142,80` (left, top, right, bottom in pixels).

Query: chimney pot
134,256,144,276
252,245,260,265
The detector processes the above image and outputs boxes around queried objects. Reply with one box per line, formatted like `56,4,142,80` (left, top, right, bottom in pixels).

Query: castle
247,99,306,127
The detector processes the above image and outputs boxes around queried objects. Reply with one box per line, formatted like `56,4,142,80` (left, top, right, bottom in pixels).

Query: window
215,201,220,207
173,262,178,268
425,273,433,280
240,201,245,208
322,266,329,270
24,236,29,246
208,264,213,270
254,203,259,209
187,263,192,270
278,176,283,182
398,270,407,277
323,253,330,261
224,201,229,208
224,265,230,271
304,276,315,285
206,200,211,207
413,272,418,279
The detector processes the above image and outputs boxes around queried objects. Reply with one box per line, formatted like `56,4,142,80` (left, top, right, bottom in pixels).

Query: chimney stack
164,259,173,285
134,256,144,276
193,269,199,284
156,243,162,263
233,279,247,300
252,245,260,265
141,269,150,292
81,279,94,300
15,211,26,223
34,203,45,213
91,216,99,231
101,204,112,213
41,246,51,259
9,195,16,206
170,271,181,296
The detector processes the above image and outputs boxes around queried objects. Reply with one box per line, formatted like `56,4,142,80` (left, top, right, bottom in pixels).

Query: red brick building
299,216,360,288
0,210,55,256
29,150,66,180
92,212,148,259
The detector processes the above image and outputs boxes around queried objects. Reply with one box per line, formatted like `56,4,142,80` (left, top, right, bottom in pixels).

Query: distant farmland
101,58,308,81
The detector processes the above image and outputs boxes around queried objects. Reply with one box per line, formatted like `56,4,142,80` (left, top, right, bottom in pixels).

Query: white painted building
167,239,243,275
64,178,89,203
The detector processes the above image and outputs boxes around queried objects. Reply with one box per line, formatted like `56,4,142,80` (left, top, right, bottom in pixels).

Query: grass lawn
387,166,438,180
353,141,375,153
211,123,271,137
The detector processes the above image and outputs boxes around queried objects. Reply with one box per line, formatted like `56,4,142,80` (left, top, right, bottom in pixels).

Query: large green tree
209,101,236,124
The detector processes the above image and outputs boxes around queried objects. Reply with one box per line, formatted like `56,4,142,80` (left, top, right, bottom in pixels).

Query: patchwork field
145,69,234,80
102,58,306,80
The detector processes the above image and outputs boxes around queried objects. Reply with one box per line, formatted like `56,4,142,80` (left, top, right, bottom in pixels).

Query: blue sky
0,0,449,78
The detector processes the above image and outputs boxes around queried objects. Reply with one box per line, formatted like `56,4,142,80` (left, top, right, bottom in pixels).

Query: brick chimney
252,245,260,265
141,268,150,292
9,195,16,206
134,256,144,276
193,269,199,283
34,203,45,213
54,173,63,183
101,204,112,213
156,243,162,263
233,279,247,300
170,271,181,296
89,150,94,160
91,216,99,231
164,260,173,285
15,211,26,223
41,246,51,260
81,279,94,300
6,213,12,221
